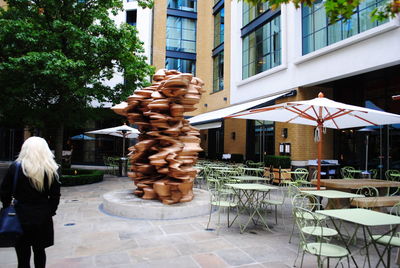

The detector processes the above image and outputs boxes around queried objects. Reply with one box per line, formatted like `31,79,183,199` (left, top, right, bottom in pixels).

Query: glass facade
302,0,388,55
214,8,224,47
213,51,224,92
242,15,281,79
242,2,269,26
165,57,196,74
166,16,196,53
168,0,197,12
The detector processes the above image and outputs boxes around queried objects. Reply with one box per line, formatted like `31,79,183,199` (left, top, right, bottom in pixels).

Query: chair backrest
369,169,378,179
385,170,400,181
294,168,309,181
341,166,355,179
292,193,320,211
287,184,300,199
355,186,379,197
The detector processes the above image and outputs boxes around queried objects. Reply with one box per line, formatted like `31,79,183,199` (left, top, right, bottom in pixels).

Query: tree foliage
243,0,399,22
0,0,154,161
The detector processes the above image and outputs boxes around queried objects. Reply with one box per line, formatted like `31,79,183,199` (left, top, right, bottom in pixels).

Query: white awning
188,92,290,126
194,122,222,130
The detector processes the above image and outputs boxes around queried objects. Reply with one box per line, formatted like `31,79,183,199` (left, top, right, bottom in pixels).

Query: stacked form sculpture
112,69,205,204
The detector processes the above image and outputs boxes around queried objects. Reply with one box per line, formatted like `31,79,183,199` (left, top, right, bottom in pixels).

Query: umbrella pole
317,125,322,190
122,134,126,157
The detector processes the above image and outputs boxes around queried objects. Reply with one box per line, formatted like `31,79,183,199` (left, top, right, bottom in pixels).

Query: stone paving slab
0,174,398,267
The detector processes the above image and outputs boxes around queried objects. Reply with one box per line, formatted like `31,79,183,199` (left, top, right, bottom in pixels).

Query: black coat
0,162,61,248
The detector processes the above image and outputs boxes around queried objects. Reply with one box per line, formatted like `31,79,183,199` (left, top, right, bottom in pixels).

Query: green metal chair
206,178,238,234
293,168,311,187
385,169,400,181
369,169,378,179
350,186,379,209
262,186,286,225
371,202,400,268
293,206,350,268
340,166,356,179
289,192,328,243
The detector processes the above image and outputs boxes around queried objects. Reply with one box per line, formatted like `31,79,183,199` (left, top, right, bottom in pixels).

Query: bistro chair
340,166,356,179
293,168,311,187
350,186,379,209
262,186,286,225
289,193,328,243
206,178,238,234
293,206,350,268
371,202,400,268
385,169,400,181
369,169,378,179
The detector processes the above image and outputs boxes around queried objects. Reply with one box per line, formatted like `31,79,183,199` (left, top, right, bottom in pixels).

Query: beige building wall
151,0,167,71
275,87,334,161
224,119,246,155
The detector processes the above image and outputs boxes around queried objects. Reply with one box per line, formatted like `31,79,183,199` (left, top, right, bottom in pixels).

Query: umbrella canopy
228,92,400,189
86,123,139,157
70,134,95,141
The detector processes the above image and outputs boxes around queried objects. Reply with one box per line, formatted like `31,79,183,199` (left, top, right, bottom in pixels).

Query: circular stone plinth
102,188,210,220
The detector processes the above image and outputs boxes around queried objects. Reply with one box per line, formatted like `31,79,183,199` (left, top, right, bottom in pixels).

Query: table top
301,189,364,199
347,169,363,173
225,183,277,191
230,176,269,181
242,167,264,171
316,208,400,226
311,179,400,189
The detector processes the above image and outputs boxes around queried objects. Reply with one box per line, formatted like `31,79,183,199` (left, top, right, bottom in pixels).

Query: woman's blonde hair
16,136,59,191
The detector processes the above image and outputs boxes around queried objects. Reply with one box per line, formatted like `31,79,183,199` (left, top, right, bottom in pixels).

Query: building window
243,2,269,26
166,16,196,53
168,0,197,12
242,15,281,79
166,57,196,74
214,7,224,48
213,51,224,92
126,10,137,26
302,0,388,55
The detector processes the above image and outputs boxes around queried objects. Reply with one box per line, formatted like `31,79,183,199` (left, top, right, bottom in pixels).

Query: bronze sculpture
112,69,205,204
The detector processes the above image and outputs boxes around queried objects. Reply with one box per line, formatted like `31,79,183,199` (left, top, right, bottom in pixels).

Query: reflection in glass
242,15,281,79
302,0,388,55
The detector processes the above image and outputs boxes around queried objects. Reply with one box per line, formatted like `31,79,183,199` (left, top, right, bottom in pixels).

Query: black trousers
15,240,46,268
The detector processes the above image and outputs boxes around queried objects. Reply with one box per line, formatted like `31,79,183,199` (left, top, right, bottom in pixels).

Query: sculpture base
102,188,210,220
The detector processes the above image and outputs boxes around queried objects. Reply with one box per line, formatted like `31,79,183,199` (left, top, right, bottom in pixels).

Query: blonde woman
1,137,61,268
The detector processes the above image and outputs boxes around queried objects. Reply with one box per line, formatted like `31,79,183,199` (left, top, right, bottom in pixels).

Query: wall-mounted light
231,132,236,140
204,103,208,107
223,97,228,101
281,128,288,139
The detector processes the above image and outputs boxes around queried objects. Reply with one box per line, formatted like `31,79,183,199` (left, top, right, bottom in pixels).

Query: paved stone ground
0,171,399,267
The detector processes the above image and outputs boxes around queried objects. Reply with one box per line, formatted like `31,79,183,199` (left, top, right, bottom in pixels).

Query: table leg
329,218,359,268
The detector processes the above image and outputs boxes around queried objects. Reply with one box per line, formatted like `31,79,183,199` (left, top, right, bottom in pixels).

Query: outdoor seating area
192,159,400,267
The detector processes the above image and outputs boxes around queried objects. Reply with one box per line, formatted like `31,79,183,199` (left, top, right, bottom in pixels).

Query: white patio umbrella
227,92,400,189
86,123,139,157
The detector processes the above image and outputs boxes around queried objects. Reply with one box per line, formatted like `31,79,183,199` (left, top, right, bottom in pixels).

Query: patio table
316,208,400,268
311,179,400,195
225,183,277,233
230,175,269,183
301,189,364,209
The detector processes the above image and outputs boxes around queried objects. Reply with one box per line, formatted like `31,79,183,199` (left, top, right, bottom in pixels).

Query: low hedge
60,169,104,186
